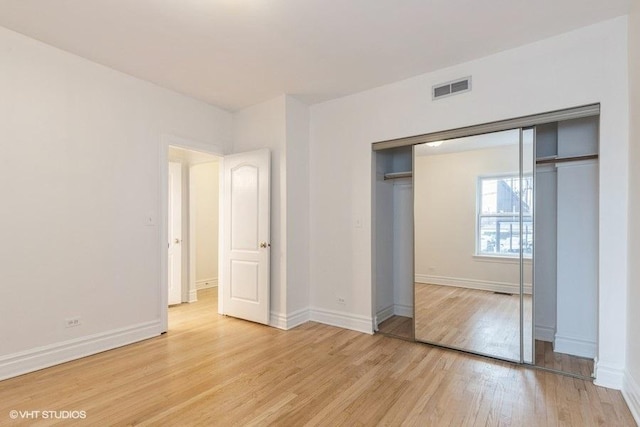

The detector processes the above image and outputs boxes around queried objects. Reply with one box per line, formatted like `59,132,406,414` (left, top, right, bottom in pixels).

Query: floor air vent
432,76,471,100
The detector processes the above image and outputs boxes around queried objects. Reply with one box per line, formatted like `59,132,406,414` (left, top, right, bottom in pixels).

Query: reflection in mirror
413,129,528,361
533,117,598,377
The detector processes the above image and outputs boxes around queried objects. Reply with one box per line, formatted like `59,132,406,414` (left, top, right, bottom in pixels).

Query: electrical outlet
65,317,81,328
337,297,346,304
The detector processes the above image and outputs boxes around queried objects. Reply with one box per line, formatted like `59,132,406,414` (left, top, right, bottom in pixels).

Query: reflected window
477,175,533,257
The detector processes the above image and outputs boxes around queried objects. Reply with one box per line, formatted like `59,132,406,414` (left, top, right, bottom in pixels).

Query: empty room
1,0,640,425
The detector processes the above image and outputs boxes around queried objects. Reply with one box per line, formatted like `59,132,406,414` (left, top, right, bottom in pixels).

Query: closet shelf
536,154,598,165
384,171,412,180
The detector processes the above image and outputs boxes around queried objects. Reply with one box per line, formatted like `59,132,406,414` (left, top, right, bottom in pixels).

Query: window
477,175,532,257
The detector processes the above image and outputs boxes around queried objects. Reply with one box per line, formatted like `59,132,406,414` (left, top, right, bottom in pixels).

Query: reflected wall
413,129,529,361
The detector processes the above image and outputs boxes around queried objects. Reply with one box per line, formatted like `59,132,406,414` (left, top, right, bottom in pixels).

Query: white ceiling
0,0,631,111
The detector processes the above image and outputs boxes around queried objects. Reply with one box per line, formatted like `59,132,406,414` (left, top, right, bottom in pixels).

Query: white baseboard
554,333,596,358
376,305,394,327
393,303,413,318
269,312,287,330
286,309,310,329
309,307,373,335
415,274,532,295
623,371,640,425
188,289,198,303
594,361,624,390
196,277,218,290
535,326,555,342
375,304,413,329
0,320,161,381
269,308,310,331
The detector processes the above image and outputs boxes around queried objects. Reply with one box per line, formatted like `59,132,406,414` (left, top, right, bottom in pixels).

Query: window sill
473,254,532,264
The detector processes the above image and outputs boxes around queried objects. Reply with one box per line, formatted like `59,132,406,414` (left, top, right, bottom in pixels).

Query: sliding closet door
521,128,535,364
413,129,525,362
376,105,600,371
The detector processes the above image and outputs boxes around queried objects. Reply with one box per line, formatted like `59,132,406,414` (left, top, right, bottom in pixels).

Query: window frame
476,173,533,259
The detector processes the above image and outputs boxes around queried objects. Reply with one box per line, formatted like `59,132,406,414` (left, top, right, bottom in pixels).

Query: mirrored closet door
373,104,599,379
413,128,530,362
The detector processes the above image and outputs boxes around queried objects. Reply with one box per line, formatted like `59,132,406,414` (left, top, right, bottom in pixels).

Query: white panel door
222,149,270,324
168,161,182,305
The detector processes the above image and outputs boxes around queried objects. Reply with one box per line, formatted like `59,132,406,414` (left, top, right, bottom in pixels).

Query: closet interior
372,105,599,378
374,145,414,340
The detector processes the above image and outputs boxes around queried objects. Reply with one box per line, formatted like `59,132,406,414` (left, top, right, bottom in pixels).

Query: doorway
160,137,272,332
166,145,222,327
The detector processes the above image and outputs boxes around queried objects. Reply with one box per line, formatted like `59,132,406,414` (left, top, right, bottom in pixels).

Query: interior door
221,149,270,324
168,161,182,305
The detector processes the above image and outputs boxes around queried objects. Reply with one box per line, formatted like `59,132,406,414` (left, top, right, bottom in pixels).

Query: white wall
534,124,558,342
414,144,524,292
0,26,232,379
284,96,310,317
309,17,629,388
231,95,310,328
392,180,413,317
625,1,640,422
534,165,557,341
555,119,599,358
192,162,219,287
374,152,395,321
232,96,288,321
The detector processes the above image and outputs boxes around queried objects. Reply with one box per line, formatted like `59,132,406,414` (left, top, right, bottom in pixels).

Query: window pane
479,216,532,256
480,176,533,215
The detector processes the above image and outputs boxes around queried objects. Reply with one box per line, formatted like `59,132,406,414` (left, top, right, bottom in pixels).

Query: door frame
159,134,225,333
167,161,184,305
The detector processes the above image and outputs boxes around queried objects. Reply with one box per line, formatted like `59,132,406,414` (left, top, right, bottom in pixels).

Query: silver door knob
259,242,270,248
174,238,181,244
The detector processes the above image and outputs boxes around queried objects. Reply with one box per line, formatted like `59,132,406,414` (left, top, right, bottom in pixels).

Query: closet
372,105,599,378
374,146,414,340
535,117,599,376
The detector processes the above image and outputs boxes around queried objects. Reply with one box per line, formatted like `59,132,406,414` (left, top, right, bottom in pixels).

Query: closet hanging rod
536,154,598,165
384,171,412,180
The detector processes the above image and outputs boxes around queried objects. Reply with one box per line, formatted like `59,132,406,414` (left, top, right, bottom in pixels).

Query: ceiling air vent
432,76,472,100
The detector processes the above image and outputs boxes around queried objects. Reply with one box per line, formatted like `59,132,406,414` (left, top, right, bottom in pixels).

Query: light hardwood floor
378,315,413,340
0,289,635,426
414,283,527,361
535,340,594,378
413,283,593,377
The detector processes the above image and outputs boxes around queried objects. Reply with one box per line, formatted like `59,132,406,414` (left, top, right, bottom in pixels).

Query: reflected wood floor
414,283,529,361
377,315,413,340
413,283,593,378
0,289,635,426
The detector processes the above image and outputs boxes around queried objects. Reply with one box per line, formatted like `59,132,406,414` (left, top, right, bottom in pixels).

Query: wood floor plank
0,288,635,426
414,283,595,378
